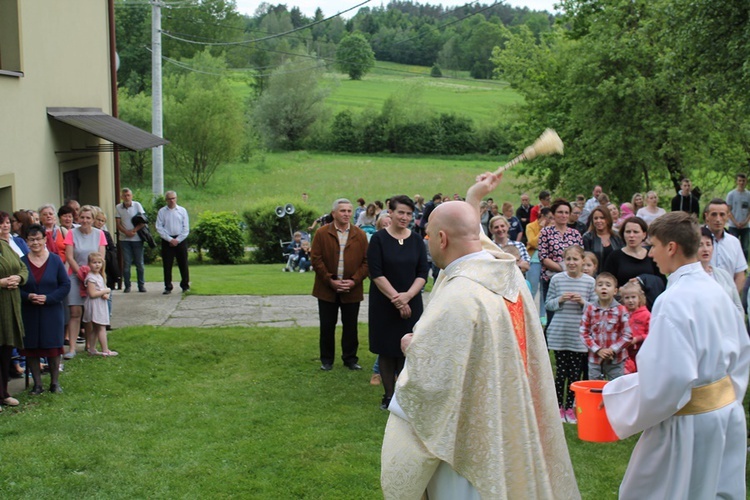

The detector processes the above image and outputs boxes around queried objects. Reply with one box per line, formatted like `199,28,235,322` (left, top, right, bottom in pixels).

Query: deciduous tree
253,58,329,149
335,32,376,80
164,51,245,187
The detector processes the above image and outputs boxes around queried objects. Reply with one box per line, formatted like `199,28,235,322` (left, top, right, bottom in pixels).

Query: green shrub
430,63,442,78
192,211,245,264
329,110,361,152
243,201,318,264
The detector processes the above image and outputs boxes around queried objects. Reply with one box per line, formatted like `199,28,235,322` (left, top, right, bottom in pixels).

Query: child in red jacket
620,281,650,373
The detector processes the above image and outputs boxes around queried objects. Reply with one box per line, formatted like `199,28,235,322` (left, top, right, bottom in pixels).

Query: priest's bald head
427,201,483,269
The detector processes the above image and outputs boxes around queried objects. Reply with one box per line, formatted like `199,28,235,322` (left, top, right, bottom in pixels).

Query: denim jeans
120,240,145,288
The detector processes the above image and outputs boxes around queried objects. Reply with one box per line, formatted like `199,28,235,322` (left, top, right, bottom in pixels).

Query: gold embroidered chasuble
381,241,579,499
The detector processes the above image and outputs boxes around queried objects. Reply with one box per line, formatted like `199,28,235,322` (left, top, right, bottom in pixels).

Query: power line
157,32,510,87
162,0,372,47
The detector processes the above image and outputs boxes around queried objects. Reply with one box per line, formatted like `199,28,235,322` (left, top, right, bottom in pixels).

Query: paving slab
108,282,369,329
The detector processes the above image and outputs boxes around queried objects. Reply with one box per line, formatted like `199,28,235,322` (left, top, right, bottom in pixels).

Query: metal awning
47,107,169,152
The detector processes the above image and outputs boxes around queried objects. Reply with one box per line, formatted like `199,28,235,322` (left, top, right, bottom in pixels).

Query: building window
0,0,22,77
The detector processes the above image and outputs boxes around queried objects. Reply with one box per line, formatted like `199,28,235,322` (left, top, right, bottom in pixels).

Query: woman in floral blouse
538,199,584,324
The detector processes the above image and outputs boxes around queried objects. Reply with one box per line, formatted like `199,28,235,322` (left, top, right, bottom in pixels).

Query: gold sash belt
675,376,735,416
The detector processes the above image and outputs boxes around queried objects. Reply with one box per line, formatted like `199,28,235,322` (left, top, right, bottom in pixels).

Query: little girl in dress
83,252,117,357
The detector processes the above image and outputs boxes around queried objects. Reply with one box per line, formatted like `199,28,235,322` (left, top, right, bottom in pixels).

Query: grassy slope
227,60,523,125
132,151,528,220
324,61,523,123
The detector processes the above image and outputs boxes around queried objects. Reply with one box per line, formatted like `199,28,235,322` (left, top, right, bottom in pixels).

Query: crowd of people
309,173,750,498
309,177,750,415
0,188,190,405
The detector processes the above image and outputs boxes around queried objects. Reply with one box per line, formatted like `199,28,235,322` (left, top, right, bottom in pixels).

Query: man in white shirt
704,198,747,292
726,172,750,259
115,188,146,293
578,185,602,226
155,191,190,294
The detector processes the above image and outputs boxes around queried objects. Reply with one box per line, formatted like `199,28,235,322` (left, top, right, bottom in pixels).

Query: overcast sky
234,0,559,19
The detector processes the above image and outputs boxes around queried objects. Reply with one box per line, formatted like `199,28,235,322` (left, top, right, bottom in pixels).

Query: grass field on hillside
226,60,523,125
130,151,528,218
324,62,522,123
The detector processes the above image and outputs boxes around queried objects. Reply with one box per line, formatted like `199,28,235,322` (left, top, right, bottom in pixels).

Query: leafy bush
329,110,361,152
192,211,245,264
430,63,442,78
243,201,318,264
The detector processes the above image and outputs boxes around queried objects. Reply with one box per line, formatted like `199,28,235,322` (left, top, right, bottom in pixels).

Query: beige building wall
0,0,115,218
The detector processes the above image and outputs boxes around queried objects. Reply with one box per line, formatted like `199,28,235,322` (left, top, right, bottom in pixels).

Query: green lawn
142,262,321,295
0,326,636,498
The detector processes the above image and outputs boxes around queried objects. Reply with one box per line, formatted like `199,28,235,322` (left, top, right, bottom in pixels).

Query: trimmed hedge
192,211,245,264
243,201,318,264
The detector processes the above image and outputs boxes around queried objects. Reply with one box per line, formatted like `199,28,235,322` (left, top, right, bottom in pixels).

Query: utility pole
151,0,164,198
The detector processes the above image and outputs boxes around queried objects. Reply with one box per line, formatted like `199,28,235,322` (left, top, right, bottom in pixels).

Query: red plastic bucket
569,380,619,442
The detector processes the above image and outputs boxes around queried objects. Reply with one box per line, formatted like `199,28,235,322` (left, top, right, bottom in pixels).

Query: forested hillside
116,0,553,93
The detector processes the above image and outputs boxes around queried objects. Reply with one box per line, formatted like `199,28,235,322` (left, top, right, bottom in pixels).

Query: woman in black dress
603,216,665,288
368,195,428,409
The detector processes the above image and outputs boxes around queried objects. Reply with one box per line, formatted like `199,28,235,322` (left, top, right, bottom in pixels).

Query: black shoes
380,396,392,410
320,363,333,371
346,363,362,371
49,384,63,394
138,286,147,293
30,385,44,395
123,286,131,293
163,289,172,295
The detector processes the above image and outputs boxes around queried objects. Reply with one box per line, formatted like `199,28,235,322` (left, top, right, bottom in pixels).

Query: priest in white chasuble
380,194,580,500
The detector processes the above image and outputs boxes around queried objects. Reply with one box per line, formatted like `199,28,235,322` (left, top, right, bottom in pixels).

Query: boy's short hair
501,244,520,259
293,231,302,237
648,211,700,258
595,272,617,287
737,173,747,180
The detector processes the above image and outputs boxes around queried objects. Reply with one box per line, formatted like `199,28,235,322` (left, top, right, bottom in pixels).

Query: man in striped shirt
311,199,369,371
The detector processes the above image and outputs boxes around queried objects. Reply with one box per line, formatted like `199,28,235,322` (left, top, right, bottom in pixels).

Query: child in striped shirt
545,245,597,423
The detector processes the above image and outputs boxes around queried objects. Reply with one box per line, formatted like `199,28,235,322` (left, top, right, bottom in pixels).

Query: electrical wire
162,0,372,47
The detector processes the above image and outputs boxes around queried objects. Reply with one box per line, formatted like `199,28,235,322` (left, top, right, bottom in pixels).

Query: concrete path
110,282,369,329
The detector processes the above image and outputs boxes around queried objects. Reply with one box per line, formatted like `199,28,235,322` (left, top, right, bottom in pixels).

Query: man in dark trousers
311,198,369,371
155,190,190,294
